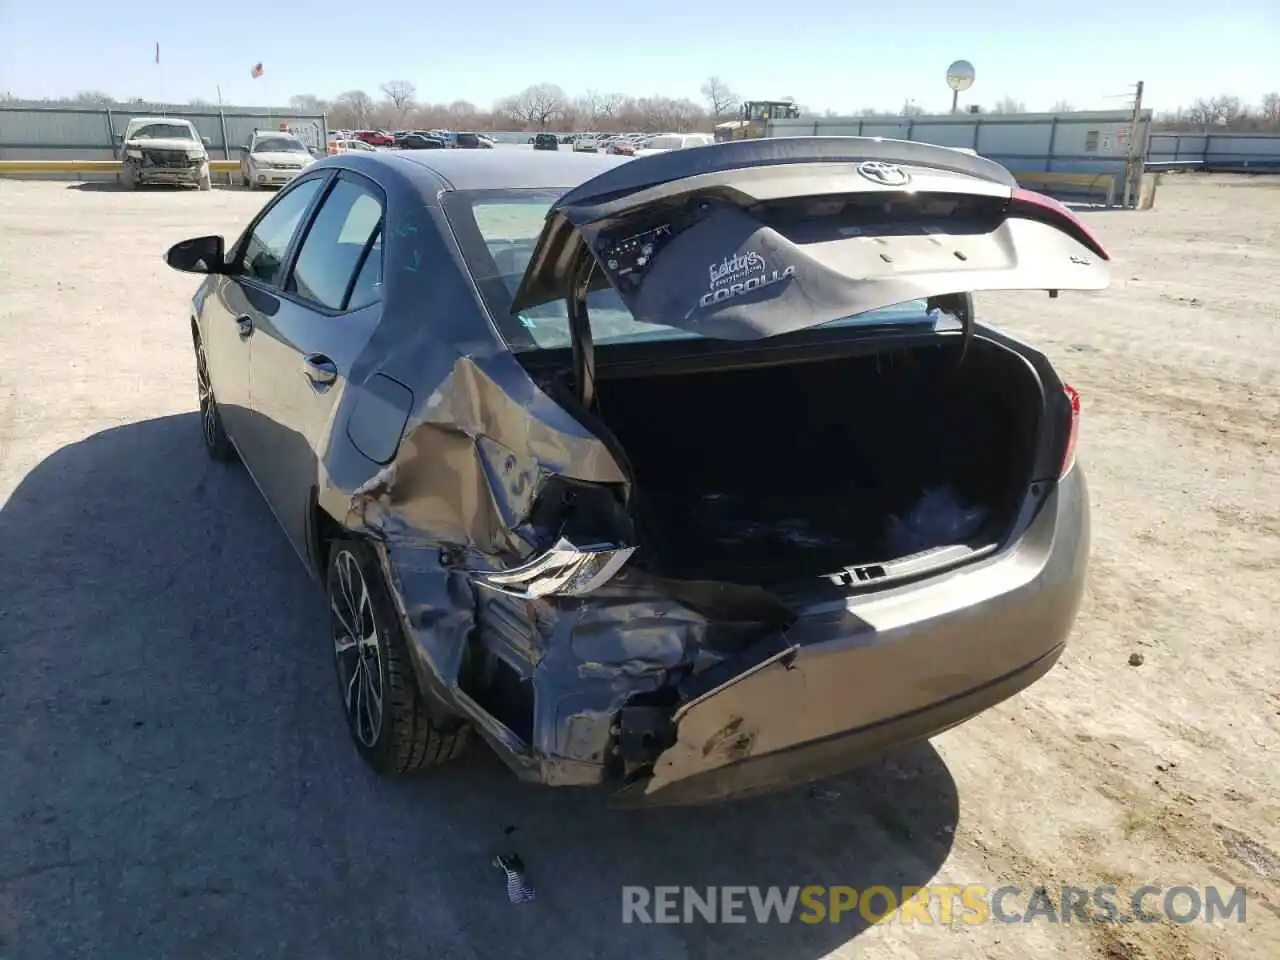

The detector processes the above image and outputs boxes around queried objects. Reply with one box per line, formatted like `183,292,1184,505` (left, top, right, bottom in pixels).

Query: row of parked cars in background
328,129,497,151
531,131,715,156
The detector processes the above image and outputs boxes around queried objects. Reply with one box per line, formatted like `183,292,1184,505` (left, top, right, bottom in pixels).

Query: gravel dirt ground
0,174,1277,960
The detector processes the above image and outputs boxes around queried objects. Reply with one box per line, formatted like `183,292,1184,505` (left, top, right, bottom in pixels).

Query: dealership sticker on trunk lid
700,251,797,308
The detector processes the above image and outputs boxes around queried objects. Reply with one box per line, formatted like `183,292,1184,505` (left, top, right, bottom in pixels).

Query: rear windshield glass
443,188,935,352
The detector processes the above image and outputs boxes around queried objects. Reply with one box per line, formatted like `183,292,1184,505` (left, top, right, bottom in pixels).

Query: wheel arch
307,485,345,578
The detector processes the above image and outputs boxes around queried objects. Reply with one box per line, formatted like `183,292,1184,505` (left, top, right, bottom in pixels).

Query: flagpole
155,41,165,114
216,84,233,186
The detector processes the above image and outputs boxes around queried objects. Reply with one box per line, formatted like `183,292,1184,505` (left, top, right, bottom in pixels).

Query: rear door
247,171,386,558
508,137,1111,344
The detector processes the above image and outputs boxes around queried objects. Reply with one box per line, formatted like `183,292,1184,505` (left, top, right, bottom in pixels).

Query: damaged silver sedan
165,138,1106,806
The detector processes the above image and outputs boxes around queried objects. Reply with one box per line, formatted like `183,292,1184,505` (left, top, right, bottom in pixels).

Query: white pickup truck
116,117,212,190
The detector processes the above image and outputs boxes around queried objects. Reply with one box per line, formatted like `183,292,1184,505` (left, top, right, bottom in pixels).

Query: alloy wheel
195,342,218,450
330,548,385,748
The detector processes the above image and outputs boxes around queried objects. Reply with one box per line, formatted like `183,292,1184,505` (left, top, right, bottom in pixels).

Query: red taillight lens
1010,187,1110,261
1061,383,1081,477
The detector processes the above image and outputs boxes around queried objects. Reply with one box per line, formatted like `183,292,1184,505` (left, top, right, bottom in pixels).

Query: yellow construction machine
713,100,802,142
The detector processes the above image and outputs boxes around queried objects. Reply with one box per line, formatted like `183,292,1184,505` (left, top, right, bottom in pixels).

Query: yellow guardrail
0,159,242,174
1013,171,1118,206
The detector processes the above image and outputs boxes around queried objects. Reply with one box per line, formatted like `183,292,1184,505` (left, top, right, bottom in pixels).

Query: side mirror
166,235,226,275
202,136,212,147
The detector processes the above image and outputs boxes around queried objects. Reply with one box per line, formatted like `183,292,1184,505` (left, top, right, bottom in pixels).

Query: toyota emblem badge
857,160,912,187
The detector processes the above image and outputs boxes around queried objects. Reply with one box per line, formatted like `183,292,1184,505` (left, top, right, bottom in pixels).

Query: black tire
195,336,236,462
327,538,470,775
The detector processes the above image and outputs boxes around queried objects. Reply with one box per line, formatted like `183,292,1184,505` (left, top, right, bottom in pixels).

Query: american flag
250,62,264,79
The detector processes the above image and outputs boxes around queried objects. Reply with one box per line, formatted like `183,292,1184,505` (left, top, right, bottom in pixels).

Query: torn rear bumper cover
378,460,1088,806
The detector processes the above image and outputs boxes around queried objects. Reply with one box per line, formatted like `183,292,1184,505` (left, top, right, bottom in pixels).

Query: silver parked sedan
164,138,1107,806
240,131,317,189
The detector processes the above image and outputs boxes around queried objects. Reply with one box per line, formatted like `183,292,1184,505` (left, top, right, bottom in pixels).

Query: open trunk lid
508,136,1110,343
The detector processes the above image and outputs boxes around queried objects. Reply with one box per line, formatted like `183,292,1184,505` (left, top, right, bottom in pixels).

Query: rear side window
456,133,479,148
241,177,324,285
346,228,383,310
286,178,384,311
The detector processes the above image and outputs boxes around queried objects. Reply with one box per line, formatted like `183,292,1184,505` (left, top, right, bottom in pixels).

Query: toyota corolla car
164,139,1106,807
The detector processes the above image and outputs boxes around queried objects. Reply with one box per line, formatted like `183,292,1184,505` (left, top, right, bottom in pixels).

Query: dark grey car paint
178,139,1104,804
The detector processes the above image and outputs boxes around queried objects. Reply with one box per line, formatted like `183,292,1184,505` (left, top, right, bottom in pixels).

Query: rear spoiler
556,136,1018,212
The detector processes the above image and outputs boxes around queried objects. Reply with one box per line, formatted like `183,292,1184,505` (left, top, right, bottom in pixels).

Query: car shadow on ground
0,413,959,960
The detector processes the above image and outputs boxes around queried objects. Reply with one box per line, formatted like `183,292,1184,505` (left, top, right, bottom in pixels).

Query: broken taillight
1061,383,1081,477
1009,188,1110,261
478,537,635,599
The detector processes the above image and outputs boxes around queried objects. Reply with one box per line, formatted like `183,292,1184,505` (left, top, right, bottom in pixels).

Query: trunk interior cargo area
590,338,1044,585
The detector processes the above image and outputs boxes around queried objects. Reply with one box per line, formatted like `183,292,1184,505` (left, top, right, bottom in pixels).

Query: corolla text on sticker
700,251,795,308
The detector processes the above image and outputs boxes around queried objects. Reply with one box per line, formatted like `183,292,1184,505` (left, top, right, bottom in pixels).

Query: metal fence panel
1149,132,1280,172
903,122,974,149
0,101,328,179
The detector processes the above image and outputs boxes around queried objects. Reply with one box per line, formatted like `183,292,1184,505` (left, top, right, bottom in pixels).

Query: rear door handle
235,314,254,338
302,354,338,386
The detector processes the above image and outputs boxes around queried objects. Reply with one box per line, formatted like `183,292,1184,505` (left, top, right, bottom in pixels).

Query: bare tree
700,75,739,120
901,100,925,116
1186,94,1246,128
379,81,417,124
72,90,114,105
989,97,1027,114
289,94,328,113
333,89,375,128
1050,100,1075,112
599,92,625,119
1259,92,1280,126
497,83,567,129
574,90,603,126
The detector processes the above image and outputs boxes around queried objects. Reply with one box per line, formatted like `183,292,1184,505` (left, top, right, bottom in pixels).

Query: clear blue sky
0,2,1274,113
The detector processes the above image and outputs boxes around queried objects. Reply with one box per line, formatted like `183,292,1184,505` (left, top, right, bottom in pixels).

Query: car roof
128,116,192,125
389,148,628,191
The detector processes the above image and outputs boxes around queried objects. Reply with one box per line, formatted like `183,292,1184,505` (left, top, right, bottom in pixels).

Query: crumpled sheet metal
381,540,759,786
329,347,732,784
514,575,753,785
344,354,625,562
